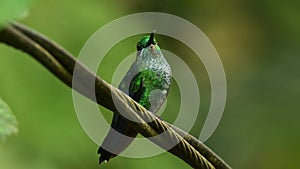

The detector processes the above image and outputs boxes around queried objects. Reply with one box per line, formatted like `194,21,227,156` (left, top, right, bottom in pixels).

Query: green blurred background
0,0,299,168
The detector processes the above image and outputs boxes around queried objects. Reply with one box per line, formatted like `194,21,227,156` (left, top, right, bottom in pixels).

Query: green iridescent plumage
98,33,172,163
136,35,158,50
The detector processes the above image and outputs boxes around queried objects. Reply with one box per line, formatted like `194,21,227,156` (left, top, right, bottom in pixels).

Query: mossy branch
0,22,231,169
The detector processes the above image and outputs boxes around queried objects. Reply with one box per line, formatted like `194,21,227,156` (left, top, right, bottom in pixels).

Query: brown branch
0,22,231,169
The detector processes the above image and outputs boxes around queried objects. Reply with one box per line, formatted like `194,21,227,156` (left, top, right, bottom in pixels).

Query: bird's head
136,32,159,51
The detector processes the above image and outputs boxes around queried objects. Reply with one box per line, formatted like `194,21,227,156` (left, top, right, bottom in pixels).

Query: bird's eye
136,43,143,51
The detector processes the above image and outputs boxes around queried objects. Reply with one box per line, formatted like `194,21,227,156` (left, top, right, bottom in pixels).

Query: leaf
0,0,30,28
0,97,18,140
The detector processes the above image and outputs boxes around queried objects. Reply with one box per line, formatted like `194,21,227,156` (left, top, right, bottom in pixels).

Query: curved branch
166,122,231,169
0,22,231,169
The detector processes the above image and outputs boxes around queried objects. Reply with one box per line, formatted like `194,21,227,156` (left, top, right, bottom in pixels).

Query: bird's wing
128,72,144,102
98,64,141,163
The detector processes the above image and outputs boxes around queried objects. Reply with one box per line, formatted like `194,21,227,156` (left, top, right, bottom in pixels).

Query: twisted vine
0,22,231,169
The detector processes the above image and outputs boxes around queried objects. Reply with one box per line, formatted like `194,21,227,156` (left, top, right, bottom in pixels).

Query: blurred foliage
0,0,299,169
0,97,18,140
0,0,30,27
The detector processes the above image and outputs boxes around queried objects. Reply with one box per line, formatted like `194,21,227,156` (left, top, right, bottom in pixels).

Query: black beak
146,32,155,47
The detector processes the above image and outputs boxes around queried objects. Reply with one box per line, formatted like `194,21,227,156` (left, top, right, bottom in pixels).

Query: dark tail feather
97,147,115,164
98,114,138,164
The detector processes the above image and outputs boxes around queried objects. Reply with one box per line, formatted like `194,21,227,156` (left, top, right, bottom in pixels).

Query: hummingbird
97,33,172,163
